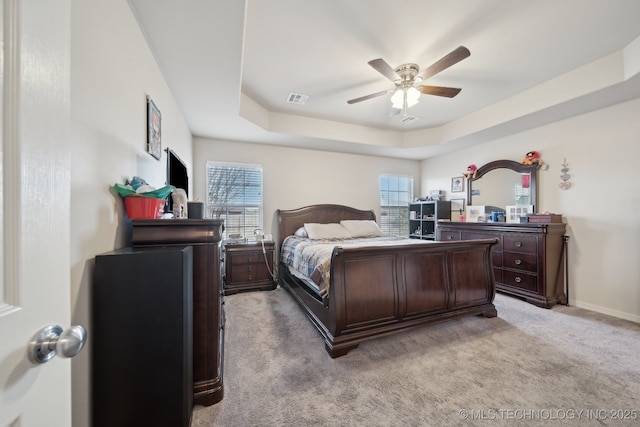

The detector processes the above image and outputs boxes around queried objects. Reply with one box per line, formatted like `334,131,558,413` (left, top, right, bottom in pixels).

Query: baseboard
571,299,640,324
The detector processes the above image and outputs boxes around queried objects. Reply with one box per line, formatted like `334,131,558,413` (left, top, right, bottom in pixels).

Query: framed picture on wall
451,176,464,193
147,96,162,160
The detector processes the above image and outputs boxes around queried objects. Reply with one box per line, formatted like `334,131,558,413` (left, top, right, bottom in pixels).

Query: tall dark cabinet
130,219,225,406
93,246,193,427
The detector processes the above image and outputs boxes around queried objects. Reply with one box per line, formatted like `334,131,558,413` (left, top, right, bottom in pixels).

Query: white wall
70,1,193,426
193,137,421,235
422,97,640,322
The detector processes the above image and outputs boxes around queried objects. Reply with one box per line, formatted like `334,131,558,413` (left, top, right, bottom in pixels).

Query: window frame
205,161,264,240
379,174,414,237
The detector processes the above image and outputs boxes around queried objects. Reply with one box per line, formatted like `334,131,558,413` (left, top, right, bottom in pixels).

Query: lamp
391,86,420,112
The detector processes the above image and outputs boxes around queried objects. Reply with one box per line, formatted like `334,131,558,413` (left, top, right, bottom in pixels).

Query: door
0,0,74,425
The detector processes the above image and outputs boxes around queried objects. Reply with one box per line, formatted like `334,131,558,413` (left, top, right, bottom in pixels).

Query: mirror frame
467,159,540,210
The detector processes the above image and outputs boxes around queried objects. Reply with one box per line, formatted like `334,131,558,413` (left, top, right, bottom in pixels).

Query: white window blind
379,175,413,237
206,162,263,239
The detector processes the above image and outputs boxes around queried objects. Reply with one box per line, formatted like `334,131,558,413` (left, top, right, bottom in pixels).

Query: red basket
124,196,165,219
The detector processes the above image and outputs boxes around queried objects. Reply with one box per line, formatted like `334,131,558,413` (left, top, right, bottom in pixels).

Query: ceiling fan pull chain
403,89,408,116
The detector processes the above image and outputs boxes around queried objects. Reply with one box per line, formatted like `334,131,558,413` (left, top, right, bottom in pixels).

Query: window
379,175,413,236
206,161,263,239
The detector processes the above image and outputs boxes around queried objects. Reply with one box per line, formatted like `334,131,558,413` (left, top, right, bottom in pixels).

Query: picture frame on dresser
506,204,533,223
466,205,485,222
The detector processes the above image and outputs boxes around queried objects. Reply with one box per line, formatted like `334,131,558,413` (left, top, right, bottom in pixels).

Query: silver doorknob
28,324,87,364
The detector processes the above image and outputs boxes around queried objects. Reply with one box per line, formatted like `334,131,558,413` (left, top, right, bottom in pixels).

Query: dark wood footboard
277,205,498,357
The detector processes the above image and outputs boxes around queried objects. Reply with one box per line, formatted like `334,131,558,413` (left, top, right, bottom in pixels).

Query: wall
70,1,193,426
422,97,640,322
193,137,421,235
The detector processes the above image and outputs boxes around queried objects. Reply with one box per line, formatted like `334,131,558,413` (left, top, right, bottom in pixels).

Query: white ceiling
129,0,640,160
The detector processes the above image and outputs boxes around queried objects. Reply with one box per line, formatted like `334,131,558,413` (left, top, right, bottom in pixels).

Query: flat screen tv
166,148,188,213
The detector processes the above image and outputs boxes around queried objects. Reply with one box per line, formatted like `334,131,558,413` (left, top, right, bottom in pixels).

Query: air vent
400,115,421,123
287,92,308,105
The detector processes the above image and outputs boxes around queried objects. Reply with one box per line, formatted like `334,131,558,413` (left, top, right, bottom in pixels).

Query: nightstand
223,241,276,295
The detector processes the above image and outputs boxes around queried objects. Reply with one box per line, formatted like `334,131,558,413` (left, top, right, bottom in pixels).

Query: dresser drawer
493,268,502,283
439,230,461,241
503,251,537,273
502,269,538,293
461,231,503,250
492,249,502,267
502,234,537,254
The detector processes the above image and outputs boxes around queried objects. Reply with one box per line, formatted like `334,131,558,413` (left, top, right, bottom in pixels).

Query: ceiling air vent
400,115,421,124
287,92,308,105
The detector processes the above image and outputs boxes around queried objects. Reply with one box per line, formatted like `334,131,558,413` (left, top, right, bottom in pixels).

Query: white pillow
304,223,351,240
294,226,308,238
340,220,384,238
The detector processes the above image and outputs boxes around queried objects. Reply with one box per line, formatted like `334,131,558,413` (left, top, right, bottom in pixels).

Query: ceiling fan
347,46,470,116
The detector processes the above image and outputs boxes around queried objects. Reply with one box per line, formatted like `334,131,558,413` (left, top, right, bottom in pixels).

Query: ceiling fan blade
419,85,462,98
417,46,470,81
347,89,392,104
368,58,400,82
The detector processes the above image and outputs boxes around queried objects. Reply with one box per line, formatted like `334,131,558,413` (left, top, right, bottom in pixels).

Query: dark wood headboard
276,204,376,246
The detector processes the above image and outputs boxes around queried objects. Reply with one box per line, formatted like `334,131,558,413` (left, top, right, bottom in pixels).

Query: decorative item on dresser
409,200,451,240
438,221,567,308
130,219,225,406
223,241,276,295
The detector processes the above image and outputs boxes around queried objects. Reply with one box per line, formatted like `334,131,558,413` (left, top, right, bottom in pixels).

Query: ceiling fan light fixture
390,86,420,110
390,89,404,109
406,87,420,107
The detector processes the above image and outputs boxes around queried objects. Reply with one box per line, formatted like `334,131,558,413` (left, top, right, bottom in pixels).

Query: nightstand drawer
232,252,264,265
229,263,270,283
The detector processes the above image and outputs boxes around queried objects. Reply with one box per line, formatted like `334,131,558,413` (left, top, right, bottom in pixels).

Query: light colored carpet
192,287,640,426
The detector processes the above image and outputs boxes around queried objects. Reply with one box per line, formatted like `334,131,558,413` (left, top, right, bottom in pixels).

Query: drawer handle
515,259,522,265
248,266,253,272
514,241,522,248
514,276,522,283
247,257,254,262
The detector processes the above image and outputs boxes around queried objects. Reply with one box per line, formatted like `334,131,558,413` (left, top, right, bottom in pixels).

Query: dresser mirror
467,160,539,212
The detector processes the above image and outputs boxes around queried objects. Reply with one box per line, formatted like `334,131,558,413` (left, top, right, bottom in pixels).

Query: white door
0,1,76,426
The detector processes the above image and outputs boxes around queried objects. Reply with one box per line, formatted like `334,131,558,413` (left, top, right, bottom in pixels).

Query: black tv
165,148,188,213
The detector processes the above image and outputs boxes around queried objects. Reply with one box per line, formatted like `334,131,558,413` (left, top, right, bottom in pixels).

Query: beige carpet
192,287,640,426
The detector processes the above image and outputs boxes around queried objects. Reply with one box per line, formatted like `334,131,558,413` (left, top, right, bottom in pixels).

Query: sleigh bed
276,204,499,358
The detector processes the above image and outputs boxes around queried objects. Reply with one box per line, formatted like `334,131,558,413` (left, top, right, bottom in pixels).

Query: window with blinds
379,175,413,237
206,161,263,239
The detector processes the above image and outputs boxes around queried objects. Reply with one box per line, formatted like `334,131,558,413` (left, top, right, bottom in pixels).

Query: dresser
223,241,276,295
438,222,566,308
93,246,193,426
130,219,225,406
